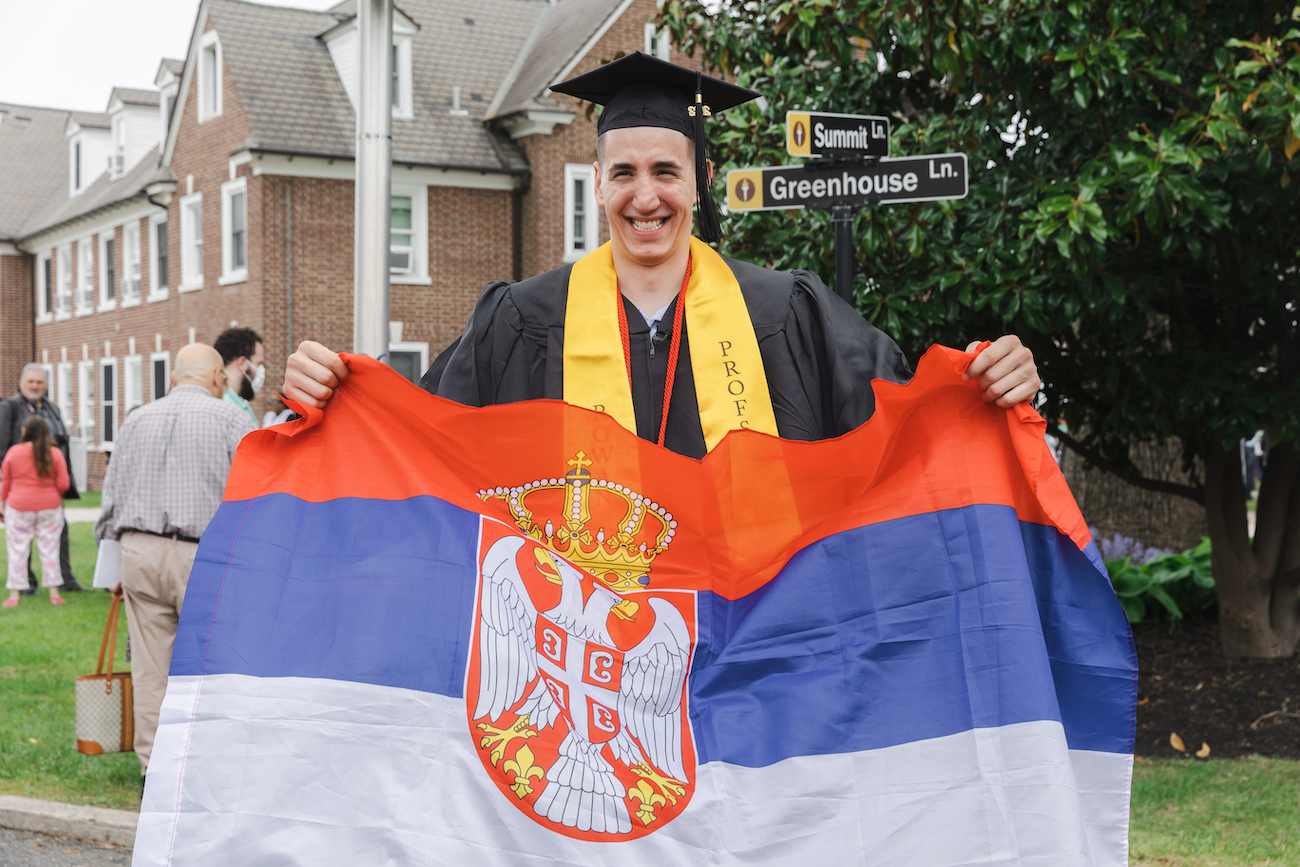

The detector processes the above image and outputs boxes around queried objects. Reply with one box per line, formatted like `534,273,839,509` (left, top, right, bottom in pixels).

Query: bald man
96,344,256,780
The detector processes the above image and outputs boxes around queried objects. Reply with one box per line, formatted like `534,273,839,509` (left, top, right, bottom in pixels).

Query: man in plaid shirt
96,343,255,780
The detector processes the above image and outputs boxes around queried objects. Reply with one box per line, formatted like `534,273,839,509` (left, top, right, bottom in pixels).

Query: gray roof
491,0,627,120
0,103,71,241
111,87,161,107
69,111,110,131
205,0,536,172
18,144,174,241
162,58,185,77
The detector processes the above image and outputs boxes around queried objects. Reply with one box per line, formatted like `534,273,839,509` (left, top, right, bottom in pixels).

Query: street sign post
786,111,890,159
728,153,968,212
728,145,969,303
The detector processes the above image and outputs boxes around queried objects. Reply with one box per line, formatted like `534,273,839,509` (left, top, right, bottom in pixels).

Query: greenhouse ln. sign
727,153,968,212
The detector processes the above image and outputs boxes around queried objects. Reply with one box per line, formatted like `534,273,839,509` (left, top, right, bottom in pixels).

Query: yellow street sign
727,170,765,211
787,112,812,156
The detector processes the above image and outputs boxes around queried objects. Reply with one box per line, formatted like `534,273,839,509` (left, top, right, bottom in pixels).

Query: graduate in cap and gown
284,53,1040,458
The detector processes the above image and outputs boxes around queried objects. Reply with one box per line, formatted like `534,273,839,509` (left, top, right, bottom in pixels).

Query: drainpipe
29,252,36,366
353,0,393,360
285,179,293,356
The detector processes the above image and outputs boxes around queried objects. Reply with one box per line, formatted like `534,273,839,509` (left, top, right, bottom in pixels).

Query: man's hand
963,335,1040,408
282,341,350,409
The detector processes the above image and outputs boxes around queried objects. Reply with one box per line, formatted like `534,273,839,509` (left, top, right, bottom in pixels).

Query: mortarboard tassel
691,72,722,243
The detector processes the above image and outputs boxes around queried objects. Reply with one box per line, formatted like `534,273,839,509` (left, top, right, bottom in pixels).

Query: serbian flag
133,346,1135,866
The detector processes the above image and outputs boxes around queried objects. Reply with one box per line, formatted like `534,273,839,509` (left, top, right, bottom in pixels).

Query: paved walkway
0,828,130,866
63,508,101,524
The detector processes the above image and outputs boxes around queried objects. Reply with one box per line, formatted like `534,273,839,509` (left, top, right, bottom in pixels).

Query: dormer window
111,116,127,177
70,137,86,195
322,12,417,121
391,35,413,120
199,31,223,122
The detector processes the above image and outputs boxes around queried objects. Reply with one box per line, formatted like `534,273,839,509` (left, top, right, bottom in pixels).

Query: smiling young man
284,53,1039,458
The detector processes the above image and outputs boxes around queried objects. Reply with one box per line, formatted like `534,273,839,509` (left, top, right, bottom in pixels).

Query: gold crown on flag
478,451,676,592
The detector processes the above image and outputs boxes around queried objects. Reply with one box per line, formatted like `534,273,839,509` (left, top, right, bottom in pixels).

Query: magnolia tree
661,0,1300,656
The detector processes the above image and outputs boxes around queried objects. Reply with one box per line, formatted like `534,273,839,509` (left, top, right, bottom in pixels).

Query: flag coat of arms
134,346,1136,866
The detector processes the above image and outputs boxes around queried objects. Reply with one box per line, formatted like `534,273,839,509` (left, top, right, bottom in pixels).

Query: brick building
2,0,685,489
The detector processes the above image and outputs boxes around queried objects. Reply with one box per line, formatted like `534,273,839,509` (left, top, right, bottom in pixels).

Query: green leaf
1119,596,1146,623
1234,60,1267,77
907,222,924,258
1145,584,1185,620
1073,80,1091,108
1256,145,1273,174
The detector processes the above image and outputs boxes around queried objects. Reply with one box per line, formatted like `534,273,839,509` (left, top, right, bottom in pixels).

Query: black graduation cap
550,52,760,242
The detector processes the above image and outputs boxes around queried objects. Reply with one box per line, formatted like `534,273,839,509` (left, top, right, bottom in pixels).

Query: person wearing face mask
213,327,265,427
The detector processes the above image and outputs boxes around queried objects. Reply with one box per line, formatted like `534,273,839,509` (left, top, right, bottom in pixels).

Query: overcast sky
0,0,338,112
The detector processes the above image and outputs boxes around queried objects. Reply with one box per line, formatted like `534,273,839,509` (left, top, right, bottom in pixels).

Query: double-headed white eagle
475,535,692,835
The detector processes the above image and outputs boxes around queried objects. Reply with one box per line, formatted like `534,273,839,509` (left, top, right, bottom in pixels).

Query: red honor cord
617,253,693,447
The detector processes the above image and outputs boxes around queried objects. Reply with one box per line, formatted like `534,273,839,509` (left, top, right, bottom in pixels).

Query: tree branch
1054,427,1205,502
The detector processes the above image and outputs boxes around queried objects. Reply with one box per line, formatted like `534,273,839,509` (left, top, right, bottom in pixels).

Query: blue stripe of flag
173,495,1134,766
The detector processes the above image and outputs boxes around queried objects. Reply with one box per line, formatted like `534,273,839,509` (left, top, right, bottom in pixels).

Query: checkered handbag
74,594,133,755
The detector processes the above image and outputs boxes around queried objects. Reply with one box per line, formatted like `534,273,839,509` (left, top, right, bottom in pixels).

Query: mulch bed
1131,618,1300,759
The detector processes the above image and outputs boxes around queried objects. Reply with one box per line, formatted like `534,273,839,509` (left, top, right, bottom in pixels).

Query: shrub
1104,537,1216,625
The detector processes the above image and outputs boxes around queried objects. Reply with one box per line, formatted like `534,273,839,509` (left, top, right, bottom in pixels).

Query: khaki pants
119,530,198,774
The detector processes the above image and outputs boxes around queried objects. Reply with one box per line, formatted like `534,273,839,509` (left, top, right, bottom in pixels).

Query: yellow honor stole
563,237,779,452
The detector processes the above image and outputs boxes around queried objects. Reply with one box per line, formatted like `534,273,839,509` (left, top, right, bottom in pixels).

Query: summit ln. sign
786,111,890,158
727,153,968,212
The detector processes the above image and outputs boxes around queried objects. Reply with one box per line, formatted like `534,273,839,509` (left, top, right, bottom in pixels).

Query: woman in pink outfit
2,416,70,606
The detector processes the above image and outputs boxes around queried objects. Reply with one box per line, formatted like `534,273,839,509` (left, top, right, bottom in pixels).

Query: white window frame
37,363,55,405
388,340,428,382
149,351,170,401
644,24,671,60
219,177,248,285
111,115,128,178
389,184,429,285
77,359,94,438
391,35,413,120
563,164,598,263
54,245,73,319
148,213,168,300
98,230,117,310
37,252,53,323
121,221,142,305
99,357,117,449
76,238,95,315
124,354,143,413
56,362,73,424
198,31,223,122
179,192,204,291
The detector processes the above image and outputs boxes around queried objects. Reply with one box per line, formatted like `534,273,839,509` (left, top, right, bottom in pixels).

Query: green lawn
1,522,140,809
1131,756,1300,866
4,525,1300,851
72,490,101,509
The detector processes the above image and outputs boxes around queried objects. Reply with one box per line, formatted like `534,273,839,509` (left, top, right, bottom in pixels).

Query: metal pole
831,203,855,304
353,0,392,358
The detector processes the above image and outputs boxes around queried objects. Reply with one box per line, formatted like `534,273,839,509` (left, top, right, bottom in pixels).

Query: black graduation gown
419,256,913,459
